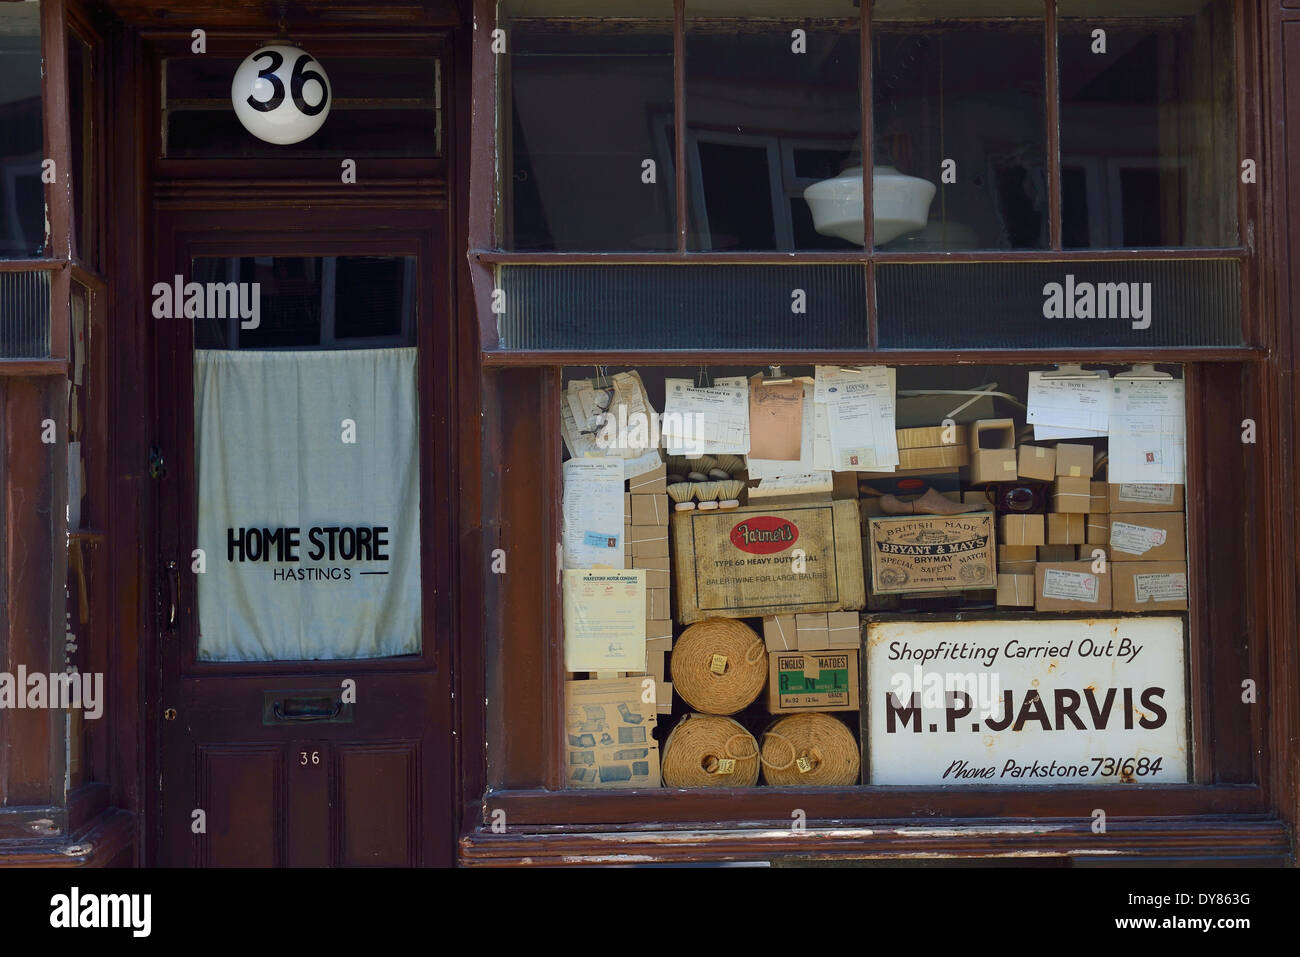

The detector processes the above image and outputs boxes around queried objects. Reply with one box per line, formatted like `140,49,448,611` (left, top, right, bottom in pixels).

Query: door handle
164,560,179,630
272,698,344,722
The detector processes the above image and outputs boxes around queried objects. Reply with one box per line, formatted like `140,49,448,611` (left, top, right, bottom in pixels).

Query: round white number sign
231,44,331,145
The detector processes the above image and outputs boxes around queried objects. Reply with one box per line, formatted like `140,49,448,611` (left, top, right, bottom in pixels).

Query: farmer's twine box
767,650,859,713
866,512,996,595
671,500,865,624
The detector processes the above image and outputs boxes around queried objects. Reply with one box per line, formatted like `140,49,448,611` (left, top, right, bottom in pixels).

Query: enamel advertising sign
865,617,1187,785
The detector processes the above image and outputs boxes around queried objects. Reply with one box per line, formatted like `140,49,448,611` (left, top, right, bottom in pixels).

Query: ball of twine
662,714,760,788
760,713,861,787
670,617,767,715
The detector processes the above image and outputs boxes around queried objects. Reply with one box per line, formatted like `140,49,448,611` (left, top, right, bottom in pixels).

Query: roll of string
661,714,760,787
669,617,768,715
760,713,861,787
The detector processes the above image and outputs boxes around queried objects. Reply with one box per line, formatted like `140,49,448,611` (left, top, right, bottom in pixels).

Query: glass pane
1059,0,1237,248
0,2,44,258
555,362,1191,789
686,5,860,251
191,255,416,350
68,29,98,268
503,3,676,250
165,56,441,158
873,3,1047,250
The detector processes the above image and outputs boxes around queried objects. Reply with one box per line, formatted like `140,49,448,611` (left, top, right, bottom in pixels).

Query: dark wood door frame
147,201,457,865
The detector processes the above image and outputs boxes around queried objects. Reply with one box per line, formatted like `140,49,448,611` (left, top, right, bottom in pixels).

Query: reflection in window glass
873,8,1047,251
1058,0,1237,248
69,30,98,268
0,3,44,258
191,256,416,350
505,5,676,251
686,10,860,251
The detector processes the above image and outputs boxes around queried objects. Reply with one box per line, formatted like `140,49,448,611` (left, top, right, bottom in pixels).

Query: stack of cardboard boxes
761,613,861,715
625,464,673,713
1107,485,1188,613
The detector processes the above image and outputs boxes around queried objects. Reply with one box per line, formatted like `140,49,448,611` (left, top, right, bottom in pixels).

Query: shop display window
556,363,1202,790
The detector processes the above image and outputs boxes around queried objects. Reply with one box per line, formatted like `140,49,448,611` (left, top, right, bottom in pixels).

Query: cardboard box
1109,513,1186,562
627,463,667,493
1001,513,1045,547
896,424,969,449
634,555,671,575
998,544,1037,574
1051,476,1091,514
629,525,669,559
762,615,797,652
867,512,996,594
767,650,859,713
655,680,673,715
645,636,672,656
796,612,829,651
1111,561,1189,612
1034,561,1112,611
645,619,673,642
1108,483,1185,513
826,611,859,649
997,573,1035,607
1089,482,1109,514
671,500,866,624
1047,512,1085,545
1086,515,1110,545
968,419,1018,484
1018,445,1057,481
641,568,670,590
624,492,632,523
897,444,968,470
646,588,670,621
1037,544,1078,562
647,652,667,682
1055,443,1093,478
630,493,668,527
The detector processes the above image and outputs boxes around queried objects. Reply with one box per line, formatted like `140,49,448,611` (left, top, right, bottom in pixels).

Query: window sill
459,810,1288,867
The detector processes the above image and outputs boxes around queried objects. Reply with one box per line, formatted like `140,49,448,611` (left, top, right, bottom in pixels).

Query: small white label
1111,521,1168,556
1134,572,1188,603
1042,569,1099,602
1118,483,1176,505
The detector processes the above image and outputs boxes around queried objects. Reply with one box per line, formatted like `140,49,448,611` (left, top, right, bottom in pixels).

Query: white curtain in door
194,347,421,661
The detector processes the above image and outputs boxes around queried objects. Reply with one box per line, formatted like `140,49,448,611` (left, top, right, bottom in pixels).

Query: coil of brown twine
669,618,768,715
760,713,860,787
661,714,760,787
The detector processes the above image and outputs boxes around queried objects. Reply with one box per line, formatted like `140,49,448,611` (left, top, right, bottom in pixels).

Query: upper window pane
0,2,44,258
502,3,675,251
686,4,860,251
1058,0,1237,248
873,2,1047,251
164,56,441,159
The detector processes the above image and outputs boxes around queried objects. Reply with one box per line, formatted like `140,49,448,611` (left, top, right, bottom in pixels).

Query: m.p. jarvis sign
865,617,1187,785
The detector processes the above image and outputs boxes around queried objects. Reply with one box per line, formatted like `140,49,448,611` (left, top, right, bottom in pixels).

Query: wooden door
152,206,454,866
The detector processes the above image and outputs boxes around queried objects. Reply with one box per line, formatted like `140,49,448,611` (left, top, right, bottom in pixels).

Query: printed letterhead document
1108,379,1186,484
814,365,898,471
662,377,750,455
1027,372,1111,438
561,458,625,569
563,570,647,672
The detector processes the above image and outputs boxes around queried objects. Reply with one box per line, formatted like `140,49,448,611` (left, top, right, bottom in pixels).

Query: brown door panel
166,673,442,866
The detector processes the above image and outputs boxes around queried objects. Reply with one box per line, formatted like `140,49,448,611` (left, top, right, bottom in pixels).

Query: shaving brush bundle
666,454,747,511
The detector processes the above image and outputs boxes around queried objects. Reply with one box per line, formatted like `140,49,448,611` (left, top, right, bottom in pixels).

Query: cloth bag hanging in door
194,347,421,661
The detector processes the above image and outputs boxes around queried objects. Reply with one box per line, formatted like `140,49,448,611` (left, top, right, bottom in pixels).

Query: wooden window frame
464,0,1296,865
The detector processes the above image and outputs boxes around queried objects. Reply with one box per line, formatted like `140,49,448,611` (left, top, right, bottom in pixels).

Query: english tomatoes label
730,517,798,554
